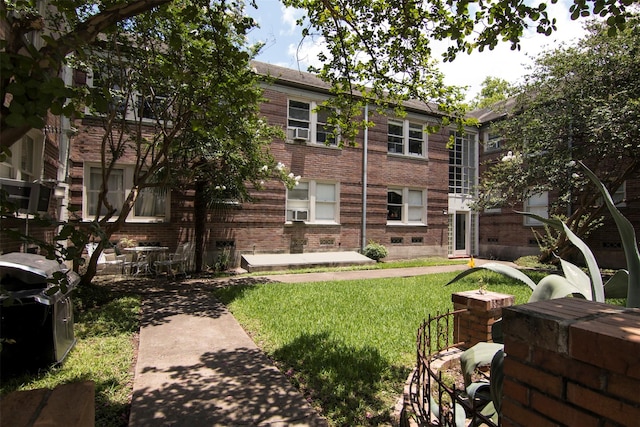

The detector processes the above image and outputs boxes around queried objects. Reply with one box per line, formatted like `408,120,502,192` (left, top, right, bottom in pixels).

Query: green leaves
579,161,640,307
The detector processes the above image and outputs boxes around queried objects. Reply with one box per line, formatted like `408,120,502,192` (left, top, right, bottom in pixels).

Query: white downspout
361,104,368,252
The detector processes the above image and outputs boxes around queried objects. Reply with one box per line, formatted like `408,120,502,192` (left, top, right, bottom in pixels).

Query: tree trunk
194,179,207,273
78,197,134,286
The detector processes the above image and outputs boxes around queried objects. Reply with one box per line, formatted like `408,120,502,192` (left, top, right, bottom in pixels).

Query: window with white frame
387,119,426,157
449,130,477,194
87,67,170,123
524,191,548,226
286,180,339,223
0,133,43,182
287,99,337,146
84,165,168,221
387,187,426,225
485,132,502,152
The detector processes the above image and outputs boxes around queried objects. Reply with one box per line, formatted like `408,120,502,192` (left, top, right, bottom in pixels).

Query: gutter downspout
361,104,368,252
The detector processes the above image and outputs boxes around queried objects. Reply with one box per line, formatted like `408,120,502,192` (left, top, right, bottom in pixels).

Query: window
287,99,337,146
0,133,43,182
598,181,626,208
387,119,426,157
387,188,426,225
524,192,548,226
286,180,339,223
485,132,502,152
84,165,169,222
449,130,477,194
87,67,171,123
136,94,169,120
316,105,336,145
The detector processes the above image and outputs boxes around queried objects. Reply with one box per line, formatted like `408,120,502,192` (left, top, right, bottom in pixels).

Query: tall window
286,180,339,223
316,106,336,145
388,119,426,157
449,131,477,194
287,99,337,146
85,165,168,221
524,192,548,226
387,188,426,225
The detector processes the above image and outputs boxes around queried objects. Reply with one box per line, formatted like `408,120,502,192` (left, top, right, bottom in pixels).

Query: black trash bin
0,253,80,374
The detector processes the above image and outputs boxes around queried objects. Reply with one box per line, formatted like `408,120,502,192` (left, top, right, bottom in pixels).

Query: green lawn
213,271,533,426
0,285,140,427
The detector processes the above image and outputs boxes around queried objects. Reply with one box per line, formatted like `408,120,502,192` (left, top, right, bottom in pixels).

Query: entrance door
454,211,469,257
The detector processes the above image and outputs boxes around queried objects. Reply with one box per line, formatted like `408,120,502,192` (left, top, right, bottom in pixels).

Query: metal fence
408,309,499,427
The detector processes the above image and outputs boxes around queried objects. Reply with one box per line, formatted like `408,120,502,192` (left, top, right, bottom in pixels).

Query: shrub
363,242,388,262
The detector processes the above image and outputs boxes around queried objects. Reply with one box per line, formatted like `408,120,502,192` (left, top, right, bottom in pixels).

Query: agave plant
442,161,640,423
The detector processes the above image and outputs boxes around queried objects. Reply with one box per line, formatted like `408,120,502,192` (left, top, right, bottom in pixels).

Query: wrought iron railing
409,309,499,427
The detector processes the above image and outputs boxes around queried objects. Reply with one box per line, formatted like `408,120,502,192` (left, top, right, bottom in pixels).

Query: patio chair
86,243,126,274
124,253,150,276
155,242,192,277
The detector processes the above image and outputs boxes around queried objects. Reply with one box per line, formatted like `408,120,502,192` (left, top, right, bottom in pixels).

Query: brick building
474,106,640,269
3,61,636,268
59,61,479,266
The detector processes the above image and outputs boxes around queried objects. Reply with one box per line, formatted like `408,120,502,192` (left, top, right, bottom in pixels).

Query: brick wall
501,298,640,426
452,290,514,349
67,82,454,264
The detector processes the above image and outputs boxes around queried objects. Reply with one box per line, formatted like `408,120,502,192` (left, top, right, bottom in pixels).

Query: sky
246,0,589,100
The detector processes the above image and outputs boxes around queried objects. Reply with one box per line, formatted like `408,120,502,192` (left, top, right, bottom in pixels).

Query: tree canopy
471,77,514,110
75,0,289,283
475,15,640,261
3,0,638,147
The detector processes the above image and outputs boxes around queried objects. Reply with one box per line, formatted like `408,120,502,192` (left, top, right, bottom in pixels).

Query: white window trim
0,131,44,183
524,191,548,227
83,164,170,223
449,130,478,195
484,131,503,152
286,98,339,147
387,118,427,158
286,180,340,225
85,69,169,124
387,187,427,226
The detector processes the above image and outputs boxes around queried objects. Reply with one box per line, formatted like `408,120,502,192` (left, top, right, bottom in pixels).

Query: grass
213,270,534,426
0,284,140,427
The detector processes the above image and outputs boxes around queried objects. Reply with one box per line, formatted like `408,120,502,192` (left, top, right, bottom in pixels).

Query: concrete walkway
128,258,512,426
129,289,328,426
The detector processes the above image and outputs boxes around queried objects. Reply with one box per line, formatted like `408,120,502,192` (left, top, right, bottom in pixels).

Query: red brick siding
502,299,640,427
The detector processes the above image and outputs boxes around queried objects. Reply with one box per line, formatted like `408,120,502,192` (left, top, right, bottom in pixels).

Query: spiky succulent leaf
559,258,593,300
529,274,588,302
580,161,640,307
490,349,504,415
460,342,504,387
604,270,629,299
518,211,604,302
445,263,536,290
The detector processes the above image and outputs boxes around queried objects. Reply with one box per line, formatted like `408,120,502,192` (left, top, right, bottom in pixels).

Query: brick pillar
501,298,640,427
452,290,514,349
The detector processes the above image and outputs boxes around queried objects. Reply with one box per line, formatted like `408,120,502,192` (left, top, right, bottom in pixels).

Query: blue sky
246,0,587,99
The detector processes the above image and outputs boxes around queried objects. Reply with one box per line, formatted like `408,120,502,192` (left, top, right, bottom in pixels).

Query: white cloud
435,7,588,100
280,6,303,36
288,36,327,69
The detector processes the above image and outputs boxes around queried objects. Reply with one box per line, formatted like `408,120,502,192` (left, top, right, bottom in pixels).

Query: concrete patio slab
241,251,375,272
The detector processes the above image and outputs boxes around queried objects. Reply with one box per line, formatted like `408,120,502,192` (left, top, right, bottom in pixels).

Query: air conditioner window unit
291,209,308,221
292,127,309,141
0,178,51,214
